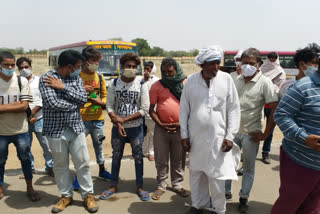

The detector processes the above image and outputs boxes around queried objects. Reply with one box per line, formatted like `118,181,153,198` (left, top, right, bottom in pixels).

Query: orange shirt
149,81,181,123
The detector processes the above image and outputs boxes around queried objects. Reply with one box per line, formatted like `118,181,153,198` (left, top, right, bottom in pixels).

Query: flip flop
27,192,41,202
99,190,114,200
151,189,164,200
172,188,189,197
137,191,150,201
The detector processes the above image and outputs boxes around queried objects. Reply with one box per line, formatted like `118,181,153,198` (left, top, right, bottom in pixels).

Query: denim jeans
29,118,53,171
111,125,144,187
225,133,260,199
0,132,32,185
47,128,93,198
83,120,105,165
262,108,274,154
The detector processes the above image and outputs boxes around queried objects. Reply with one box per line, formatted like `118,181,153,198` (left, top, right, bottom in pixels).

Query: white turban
234,50,244,61
151,64,157,74
195,45,223,65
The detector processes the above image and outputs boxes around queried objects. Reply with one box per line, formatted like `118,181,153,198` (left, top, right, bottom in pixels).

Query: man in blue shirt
271,65,320,214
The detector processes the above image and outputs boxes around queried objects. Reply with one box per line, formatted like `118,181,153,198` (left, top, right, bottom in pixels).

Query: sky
0,0,319,52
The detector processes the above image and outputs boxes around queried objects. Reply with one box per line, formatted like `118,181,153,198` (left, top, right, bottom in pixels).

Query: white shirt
144,75,159,120
179,71,241,179
28,76,43,120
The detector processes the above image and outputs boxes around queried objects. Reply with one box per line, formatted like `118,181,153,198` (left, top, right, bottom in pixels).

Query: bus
48,40,142,86
222,51,298,79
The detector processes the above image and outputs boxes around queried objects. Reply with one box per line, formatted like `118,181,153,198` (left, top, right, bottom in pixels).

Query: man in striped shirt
271,65,320,214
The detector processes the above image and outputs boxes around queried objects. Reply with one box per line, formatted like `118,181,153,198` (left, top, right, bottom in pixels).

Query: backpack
17,76,32,118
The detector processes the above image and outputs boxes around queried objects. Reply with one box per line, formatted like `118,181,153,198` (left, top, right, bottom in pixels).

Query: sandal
151,189,164,200
148,155,154,161
137,191,150,201
99,190,114,200
27,191,41,202
172,188,189,197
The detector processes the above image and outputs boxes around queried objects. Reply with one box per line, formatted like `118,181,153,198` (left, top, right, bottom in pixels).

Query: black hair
143,61,154,68
160,57,177,72
0,51,15,64
82,46,102,61
120,53,141,66
16,57,32,67
267,52,278,60
241,48,262,64
294,43,320,67
58,50,85,67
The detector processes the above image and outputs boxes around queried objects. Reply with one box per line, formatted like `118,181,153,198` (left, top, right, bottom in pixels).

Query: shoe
187,207,203,214
72,176,80,191
225,192,232,200
52,196,73,213
98,170,112,181
239,197,249,213
262,153,271,164
237,167,244,176
84,194,99,213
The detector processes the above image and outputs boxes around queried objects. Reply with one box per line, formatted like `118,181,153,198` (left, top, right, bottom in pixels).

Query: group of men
0,42,319,214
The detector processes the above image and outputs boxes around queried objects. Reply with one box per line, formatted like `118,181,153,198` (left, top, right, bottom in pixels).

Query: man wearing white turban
180,46,241,214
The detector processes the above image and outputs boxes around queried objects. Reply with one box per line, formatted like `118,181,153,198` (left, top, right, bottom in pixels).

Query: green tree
131,38,152,56
151,46,165,56
190,49,199,56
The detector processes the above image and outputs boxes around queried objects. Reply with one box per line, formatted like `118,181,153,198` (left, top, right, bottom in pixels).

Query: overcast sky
0,0,319,52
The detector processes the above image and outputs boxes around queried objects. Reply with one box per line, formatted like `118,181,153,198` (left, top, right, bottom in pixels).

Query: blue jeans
225,133,260,199
0,132,32,185
29,118,53,171
111,125,144,187
83,120,105,165
262,108,274,154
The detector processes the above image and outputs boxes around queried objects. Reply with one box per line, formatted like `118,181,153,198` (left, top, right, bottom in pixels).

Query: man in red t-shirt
149,57,188,200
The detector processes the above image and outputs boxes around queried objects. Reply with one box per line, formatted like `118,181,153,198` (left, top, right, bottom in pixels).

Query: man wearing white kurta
180,46,241,214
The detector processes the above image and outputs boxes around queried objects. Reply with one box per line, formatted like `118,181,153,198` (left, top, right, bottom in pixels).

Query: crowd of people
0,43,319,214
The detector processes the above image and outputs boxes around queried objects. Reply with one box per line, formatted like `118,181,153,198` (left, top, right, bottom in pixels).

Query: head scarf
151,64,157,74
160,59,186,101
195,45,223,65
234,50,244,62
260,57,286,92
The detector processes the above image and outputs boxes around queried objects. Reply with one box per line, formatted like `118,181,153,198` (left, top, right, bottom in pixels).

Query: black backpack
17,76,32,118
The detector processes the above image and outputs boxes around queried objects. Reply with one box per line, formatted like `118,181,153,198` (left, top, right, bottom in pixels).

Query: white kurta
179,71,241,180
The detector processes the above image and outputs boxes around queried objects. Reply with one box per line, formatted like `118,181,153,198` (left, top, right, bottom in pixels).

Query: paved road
0,142,282,214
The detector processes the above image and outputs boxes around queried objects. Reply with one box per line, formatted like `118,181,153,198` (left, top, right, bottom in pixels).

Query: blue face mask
303,66,318,76
1,67,15,77
69,68,80,78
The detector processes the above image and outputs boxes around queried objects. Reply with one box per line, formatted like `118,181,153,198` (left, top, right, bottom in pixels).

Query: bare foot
26,181,40,202
148,155,154,161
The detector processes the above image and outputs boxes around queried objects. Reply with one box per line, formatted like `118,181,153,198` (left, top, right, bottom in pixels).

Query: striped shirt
274,71,320,171
39,69,87,138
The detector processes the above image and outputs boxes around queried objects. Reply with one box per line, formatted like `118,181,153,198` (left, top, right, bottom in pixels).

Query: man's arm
179,80,191,152
225,79,240,141
39,74,78,111
0,101,29,113
62,77,87,106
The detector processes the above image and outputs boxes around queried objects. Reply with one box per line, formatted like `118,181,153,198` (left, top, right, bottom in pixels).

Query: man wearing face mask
71,46,111,190
230,50,244,79
279,43,320,97
39,50,98,213
101,53,150,201
180,46,241,214
0,51,40,202
16,57,53,177
225,48,278,213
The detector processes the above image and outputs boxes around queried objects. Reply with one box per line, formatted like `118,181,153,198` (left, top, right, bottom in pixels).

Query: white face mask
20,68,32,78
88,63,98,72
303,65,318,76
123,69,137,78
241,64,257,77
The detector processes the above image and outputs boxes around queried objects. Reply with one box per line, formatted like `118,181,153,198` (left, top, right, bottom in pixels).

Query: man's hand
84,85,94,92
305,135,320,151
116,123,127,137
111,115,126,124
160,123,179,133
44,76,64,90
181,138,190,152
89,97,104,106
249,132,266,143
29,115,36,124
221,139,233,152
